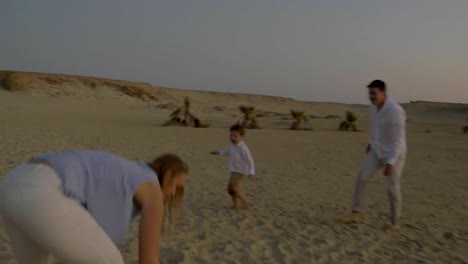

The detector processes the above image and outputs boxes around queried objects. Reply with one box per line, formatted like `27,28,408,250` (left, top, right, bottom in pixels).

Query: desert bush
239,106,260,129
165,97,209,128
290,110,311,130
339,111,358,131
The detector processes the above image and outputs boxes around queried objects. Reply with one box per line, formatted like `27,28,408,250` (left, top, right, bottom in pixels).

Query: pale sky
1,0,467,104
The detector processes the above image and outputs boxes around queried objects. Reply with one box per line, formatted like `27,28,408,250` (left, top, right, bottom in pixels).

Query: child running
211,124,256,209
0,150,188,264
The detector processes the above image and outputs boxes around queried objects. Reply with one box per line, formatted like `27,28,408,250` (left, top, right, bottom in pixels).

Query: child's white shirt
219,141,255,176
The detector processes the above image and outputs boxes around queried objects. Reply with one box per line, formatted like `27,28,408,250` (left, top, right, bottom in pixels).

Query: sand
0,71,467,263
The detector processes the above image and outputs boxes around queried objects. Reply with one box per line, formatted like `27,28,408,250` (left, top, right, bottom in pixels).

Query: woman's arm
134,182,164,264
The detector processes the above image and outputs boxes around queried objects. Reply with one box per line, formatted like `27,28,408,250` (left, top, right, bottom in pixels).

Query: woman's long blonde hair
148,154,188,231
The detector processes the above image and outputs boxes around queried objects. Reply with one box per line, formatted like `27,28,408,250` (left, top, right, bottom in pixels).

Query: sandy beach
0,71,467,263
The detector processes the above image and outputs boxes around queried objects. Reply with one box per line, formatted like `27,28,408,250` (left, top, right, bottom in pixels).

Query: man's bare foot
341,212,361,224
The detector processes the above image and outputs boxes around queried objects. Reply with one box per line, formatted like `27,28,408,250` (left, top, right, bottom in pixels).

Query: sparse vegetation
120,86,157,101
39,77,74,86
463,117,468,134
290,110,311,130
1,71,19,91
81,78,99,88
239,106,260,129
339,111,358,131
165,97,209,128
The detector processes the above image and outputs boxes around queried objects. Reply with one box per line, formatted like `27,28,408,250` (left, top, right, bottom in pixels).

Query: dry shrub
103,81,116,87
39,77,74,86
120,86,158,101
290,110,311,130
81,78,100,88
0,71,39,91
338,111,358,131
165,97,209,128
1,71,17,91
339,121,357,131
239,106,260,129
464,118,468,134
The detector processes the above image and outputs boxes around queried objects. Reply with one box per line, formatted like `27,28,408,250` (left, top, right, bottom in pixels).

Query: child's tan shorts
227,172,246,195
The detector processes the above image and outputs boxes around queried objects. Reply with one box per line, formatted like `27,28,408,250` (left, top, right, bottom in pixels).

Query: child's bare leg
228,173,248,209
236,191,251,208
230,195,241,209
229,186,241,209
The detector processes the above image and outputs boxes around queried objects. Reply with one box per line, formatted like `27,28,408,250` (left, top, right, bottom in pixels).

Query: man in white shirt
343,80,407,230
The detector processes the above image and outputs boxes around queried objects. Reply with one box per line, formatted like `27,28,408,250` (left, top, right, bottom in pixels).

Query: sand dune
0,71,467,263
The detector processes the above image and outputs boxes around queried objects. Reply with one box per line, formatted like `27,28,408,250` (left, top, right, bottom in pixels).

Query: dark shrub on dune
165,97,210,128
339,111,358,132
290,110,311,130
239,106,260,129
